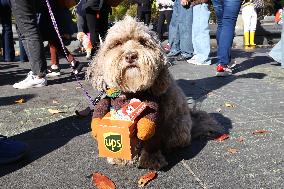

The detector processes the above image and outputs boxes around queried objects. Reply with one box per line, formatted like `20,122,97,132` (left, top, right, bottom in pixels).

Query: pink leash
45,0,104,108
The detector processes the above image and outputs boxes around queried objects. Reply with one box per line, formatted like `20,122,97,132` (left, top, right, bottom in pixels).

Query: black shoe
71,60,84,75
46,67,61,77
176,54,190,61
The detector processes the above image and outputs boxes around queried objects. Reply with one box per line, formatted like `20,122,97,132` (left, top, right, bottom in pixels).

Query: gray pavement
0,47,283,189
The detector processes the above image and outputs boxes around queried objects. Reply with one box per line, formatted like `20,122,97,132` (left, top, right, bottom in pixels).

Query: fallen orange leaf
215,134,229,142
48,109,64,114
253,130,269,135
15,98,25,104
138,171,157,187
225,103,235,108
236,137,244,143
52,100,59,104
92,173,116,189
227,148,238,154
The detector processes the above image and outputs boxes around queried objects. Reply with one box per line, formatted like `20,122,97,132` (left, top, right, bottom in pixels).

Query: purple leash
45,0,103,108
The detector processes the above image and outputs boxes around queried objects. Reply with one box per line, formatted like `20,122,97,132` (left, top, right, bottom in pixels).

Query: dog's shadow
163,112,232,171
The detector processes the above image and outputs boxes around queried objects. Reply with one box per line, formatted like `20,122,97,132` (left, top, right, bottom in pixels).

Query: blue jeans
212,0,241,66
168,0,193,59
269,9,284,69
0,0,15,62
192,4,211,64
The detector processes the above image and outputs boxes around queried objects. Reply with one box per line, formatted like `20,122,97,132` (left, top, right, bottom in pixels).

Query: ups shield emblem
103,132,122,152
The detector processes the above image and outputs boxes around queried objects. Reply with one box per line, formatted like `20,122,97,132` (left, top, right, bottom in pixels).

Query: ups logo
103,132,122,152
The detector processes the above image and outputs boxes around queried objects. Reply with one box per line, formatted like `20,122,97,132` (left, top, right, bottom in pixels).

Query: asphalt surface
0,46,283,189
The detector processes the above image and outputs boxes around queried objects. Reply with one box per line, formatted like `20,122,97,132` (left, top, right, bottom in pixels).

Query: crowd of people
0,0,283,164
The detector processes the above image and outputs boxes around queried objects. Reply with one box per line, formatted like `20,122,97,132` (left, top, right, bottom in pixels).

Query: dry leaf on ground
225,103,235,108
52,100,59,104
92,173,116,189
236,137,244,143
48,109,64,114
138,171,157,187
253,130,269,135
15,99,25,104
227,148,238,154
215,134,229,142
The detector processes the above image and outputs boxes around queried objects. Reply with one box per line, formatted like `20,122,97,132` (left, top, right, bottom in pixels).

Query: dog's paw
138,150,168,170
106,157,135,166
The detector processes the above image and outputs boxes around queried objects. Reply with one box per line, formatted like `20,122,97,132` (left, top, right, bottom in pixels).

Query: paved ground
0,46,283,189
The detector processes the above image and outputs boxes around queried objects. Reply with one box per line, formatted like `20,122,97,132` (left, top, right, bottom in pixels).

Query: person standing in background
167,0,194,61
211,0,241,76
0,0,15,62
10,0,48,89
187,0,211,65
135,0,153,26
82,0,111,55
269,0,284,69
156,0,174,41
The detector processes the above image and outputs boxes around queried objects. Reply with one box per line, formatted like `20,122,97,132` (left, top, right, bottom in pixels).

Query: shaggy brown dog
87,16,219,170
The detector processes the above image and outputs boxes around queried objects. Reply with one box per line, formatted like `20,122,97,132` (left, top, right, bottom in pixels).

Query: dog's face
88,16,170,94
77,32,86,42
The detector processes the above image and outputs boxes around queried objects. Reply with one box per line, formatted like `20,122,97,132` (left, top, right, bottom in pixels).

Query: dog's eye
138,38,147,46
110,41,122,48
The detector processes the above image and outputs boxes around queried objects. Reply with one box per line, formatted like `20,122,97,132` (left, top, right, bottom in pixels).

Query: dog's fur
87,16,220,170
77,32,92,59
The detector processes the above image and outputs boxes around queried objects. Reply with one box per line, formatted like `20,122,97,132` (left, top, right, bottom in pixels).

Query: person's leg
249,7,257,47
85,9,100,52
165,10,173,35
211,0,224,46
157,11,166,40
189,4,211,64
11,0,47,77
242,6,251,49
168,0,181,56
76,13,85,33
212,0,241,66
1,7,15,62
179,4,193,59
144,12,151,26
19,39,28,62
281,9,284,69
48,41,59,66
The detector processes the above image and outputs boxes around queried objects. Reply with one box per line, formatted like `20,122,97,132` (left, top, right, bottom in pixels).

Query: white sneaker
187,58,211,65
13,72,47,89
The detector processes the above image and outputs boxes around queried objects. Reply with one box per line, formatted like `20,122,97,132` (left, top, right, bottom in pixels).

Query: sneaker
176,54,190,61
46,67,61,77
187,58,211,65
164,43,171,52
216,64,232,77
13,72,47,89
71,60,84,75
0,135,28,164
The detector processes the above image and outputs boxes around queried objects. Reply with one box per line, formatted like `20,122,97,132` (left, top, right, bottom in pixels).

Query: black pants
157,10,173,40
10,0,46,76
137,10,151,26
85,6,110,51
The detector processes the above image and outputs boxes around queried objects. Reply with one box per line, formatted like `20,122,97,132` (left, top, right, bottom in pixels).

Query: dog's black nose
125,52,138,63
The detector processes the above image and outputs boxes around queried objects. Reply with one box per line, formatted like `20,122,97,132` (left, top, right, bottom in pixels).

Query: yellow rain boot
250,31,256,49
244,32,250,50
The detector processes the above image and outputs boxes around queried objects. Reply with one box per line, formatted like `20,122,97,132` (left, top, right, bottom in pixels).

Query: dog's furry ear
150,67,172,96
86,51,107,91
